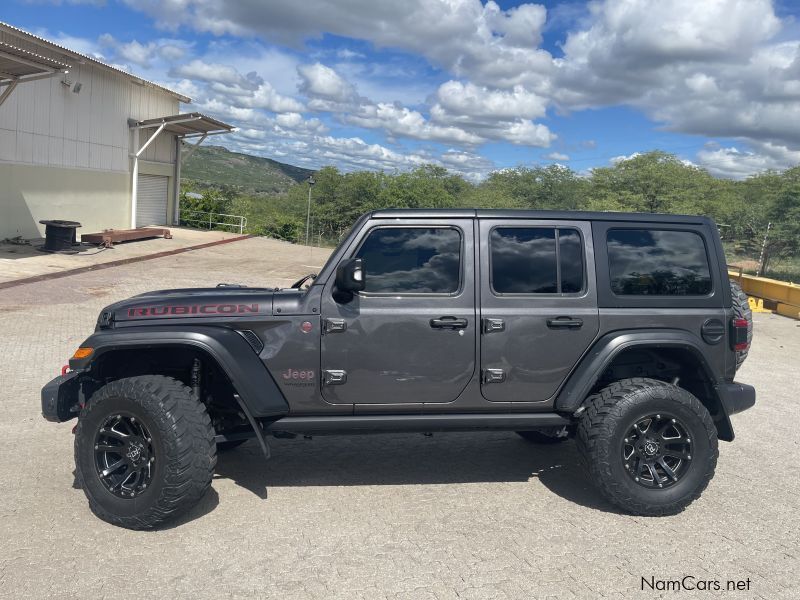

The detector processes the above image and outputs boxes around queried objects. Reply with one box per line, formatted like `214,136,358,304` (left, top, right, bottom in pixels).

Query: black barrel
39,220,81,252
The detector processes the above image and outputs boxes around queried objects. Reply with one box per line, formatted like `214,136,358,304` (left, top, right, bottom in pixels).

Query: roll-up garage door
136,174,169,226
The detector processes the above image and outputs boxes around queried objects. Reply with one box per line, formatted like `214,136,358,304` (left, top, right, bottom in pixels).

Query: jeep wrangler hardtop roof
369,208,712,225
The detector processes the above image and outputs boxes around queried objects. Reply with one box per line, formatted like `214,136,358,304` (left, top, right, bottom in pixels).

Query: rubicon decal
127,303,262,317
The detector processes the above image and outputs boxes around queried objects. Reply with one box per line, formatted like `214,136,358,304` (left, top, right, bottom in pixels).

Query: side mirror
333,258,365,303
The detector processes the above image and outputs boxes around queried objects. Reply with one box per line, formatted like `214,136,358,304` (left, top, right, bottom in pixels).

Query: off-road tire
576,378,718,516
730,280,753,370
74,375,217,529
516,428,569,444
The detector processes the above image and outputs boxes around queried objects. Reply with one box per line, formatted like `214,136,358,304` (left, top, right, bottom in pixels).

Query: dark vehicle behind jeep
42,209,755,529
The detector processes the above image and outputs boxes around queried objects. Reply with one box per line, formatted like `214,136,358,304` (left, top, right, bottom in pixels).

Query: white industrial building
0,21,233,240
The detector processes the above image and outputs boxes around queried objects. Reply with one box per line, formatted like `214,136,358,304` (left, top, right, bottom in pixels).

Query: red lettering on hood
127,303,261,318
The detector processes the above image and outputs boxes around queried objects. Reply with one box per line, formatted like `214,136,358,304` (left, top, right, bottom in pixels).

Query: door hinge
482,318,505,333
322,369,347,385
482,368,506,384
323,318,347,334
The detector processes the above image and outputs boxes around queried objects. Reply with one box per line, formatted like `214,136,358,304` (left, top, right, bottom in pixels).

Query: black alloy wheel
622,413,692,489
94,413,155,498
75,375,216,529
576,377,718,516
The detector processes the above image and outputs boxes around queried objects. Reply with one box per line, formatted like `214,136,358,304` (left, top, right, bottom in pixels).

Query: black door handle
547,317,583,329
430,316,468,330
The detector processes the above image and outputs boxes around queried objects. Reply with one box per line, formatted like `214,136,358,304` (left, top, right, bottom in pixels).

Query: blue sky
4,0,800,179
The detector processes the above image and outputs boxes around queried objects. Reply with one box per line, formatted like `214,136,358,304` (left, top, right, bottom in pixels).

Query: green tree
480,165,587,210
587,151,715,214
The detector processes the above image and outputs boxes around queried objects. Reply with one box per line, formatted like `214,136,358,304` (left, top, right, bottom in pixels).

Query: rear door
478,219,599,403
320,219,476,406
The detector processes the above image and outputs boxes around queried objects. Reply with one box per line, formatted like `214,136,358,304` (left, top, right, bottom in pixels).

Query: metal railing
179,209,247,234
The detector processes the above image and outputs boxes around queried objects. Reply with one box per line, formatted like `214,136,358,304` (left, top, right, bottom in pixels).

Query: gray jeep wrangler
42,209,755,528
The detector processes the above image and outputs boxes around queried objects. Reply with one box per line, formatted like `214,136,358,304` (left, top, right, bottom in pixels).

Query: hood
98,286,278,327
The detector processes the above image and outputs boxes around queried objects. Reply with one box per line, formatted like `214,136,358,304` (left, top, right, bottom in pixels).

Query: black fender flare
555,329,734,441
71,326,289,419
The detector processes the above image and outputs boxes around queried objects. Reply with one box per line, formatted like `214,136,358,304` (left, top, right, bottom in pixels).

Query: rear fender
556,329,734,441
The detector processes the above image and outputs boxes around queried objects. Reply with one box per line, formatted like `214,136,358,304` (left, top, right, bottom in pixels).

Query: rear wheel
730,280,753,370
74,375,216,529
576,378,718,516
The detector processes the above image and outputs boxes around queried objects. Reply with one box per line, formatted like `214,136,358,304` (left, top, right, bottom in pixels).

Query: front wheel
576,378,718,516
74,375,217,529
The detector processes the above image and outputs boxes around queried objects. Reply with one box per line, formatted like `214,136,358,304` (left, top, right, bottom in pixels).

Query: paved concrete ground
0,227,244,284
0,237,797,599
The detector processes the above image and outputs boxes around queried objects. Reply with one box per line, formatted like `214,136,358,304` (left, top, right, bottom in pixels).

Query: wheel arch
556,330,734,441
72,326,289,420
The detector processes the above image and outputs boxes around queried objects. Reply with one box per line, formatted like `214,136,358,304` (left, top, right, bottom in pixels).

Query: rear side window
490,227,584,294
355,227,461,294
607,229,712,296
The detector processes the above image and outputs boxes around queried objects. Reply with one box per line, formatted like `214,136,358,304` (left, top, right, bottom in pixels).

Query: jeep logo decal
282,369,315,380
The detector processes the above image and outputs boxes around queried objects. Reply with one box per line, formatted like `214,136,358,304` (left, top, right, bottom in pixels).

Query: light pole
305,175,315,247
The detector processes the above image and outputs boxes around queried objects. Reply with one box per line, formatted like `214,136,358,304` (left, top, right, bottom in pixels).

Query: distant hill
181,145,313,194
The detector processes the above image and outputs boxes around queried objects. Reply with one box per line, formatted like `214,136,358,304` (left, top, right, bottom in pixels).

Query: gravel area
0,236,797,599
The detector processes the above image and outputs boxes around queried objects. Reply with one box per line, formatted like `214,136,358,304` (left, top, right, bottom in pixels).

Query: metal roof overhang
130,112,235,139
1,21,190,102
128,113,235,228
0,40,69,106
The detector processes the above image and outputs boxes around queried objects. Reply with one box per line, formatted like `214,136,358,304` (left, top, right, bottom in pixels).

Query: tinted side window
490,227,584,294
607,229,712,296
491,228,557,293
559,229,584,293
355,227,461,294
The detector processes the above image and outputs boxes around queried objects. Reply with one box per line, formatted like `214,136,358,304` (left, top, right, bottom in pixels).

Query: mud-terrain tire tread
729,280,753,370
74,375,216,529
576,377,718,516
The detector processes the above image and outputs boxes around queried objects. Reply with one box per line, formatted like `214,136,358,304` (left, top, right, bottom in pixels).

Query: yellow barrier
730,270,800,320
728,271,800,305
777,303,800,320
747,297,772,313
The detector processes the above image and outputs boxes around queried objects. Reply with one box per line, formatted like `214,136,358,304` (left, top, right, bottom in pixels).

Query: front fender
71,326,289,418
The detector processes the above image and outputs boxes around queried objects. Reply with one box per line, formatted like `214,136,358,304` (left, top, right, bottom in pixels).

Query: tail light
731,318,749,351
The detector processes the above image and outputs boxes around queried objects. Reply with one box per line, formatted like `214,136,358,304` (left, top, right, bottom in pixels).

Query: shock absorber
190,358,202,401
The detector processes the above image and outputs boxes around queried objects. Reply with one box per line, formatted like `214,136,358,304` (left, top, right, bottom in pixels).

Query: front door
478,219,599,403
320,219,476,406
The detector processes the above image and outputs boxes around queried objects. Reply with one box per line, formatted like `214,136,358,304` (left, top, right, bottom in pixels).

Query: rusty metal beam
81,227,172,248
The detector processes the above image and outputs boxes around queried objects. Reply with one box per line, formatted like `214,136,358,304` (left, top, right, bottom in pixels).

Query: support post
131,128,140,229
0,79,18,107
305,175,315,247
174,133,208,225
757,222,772,277
173,137,182,225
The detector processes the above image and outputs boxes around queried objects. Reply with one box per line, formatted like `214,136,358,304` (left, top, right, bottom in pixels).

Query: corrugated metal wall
0,39,180,173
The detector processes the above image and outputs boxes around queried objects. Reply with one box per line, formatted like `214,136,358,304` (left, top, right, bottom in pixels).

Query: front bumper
41,371,82,422
717,381,756,416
